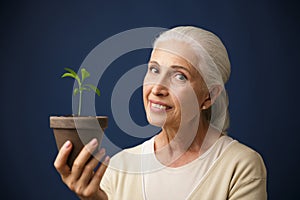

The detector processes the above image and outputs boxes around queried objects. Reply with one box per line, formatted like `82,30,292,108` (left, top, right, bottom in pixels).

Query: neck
154,116,221,166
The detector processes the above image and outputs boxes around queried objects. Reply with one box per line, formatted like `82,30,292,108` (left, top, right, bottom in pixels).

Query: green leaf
81,68,90,82
64,67,81,85
73,88,79,95
79,87,89,92
85,84,100,96
61,72,76,79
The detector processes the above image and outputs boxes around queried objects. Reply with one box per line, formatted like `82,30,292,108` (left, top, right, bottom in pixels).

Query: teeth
152,103,167,110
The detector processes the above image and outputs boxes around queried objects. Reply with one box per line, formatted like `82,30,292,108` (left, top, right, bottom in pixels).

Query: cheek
172,88,201,113
142,85,151,104
171,87,193,105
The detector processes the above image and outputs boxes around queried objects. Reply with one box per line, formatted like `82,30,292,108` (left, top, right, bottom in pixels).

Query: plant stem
78,91,82,116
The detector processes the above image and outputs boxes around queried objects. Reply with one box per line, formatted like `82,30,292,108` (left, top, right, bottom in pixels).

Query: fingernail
64,140,71,148
104,156,110,163
90,138,98,146
99,148,106,154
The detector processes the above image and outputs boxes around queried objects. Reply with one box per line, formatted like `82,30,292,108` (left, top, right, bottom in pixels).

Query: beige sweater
100,140,267,200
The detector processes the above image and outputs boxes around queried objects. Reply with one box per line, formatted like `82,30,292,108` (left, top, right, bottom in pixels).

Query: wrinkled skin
54,139,109,200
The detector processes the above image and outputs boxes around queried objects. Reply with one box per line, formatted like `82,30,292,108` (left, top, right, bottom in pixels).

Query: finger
71,138,99,178
79,148,106,185
89,156,110,187
75,156,109,198
54,140,72,178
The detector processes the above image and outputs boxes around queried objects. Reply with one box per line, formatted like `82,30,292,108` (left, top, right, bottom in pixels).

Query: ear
201,85,223,110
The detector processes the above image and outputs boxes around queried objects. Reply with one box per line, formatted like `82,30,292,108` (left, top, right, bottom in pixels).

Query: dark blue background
1,0,299,199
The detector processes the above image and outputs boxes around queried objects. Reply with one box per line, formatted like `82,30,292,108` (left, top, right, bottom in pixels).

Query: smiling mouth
150,101,172,111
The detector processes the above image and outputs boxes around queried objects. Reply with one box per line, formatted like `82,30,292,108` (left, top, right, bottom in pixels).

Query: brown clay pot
50,116,108,167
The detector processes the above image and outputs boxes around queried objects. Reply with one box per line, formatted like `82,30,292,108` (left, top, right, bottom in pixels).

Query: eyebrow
148,61,192,75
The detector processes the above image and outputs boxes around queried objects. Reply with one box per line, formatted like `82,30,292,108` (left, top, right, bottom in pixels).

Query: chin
146,115,165,127
145,109,167,127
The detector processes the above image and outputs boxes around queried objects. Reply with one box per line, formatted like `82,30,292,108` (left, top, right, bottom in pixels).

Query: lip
149,100,172,112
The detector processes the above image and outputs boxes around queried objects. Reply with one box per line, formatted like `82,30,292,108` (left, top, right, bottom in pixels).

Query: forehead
152,40,199,70
150,49,192,68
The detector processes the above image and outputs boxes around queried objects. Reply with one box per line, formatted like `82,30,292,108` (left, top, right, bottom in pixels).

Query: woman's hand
54,139,109,200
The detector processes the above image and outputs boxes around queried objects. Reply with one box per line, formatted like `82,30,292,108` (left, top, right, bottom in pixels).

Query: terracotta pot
50,116,108,167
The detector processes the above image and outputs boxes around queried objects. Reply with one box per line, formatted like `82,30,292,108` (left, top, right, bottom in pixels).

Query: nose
151,84,169,96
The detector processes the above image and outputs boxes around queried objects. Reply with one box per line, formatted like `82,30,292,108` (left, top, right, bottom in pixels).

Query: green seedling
61,68,100,116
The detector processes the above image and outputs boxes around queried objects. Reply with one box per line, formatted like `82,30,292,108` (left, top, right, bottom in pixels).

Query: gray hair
153,26,231,133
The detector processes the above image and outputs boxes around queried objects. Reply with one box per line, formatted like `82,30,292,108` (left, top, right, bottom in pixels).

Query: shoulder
111,141,144,160
220,140,267,182
108,140,147,173
101,142,146,198
219,140,268,199
228,141,266,171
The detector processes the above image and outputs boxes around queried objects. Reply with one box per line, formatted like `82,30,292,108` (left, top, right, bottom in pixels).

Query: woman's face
143,48,210,128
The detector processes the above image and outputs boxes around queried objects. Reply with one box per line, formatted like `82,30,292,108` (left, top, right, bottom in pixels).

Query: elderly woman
54,26,267,200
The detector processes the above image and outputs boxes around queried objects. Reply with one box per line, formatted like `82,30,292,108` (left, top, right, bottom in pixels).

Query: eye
149,66,159,74
175,73,187,81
